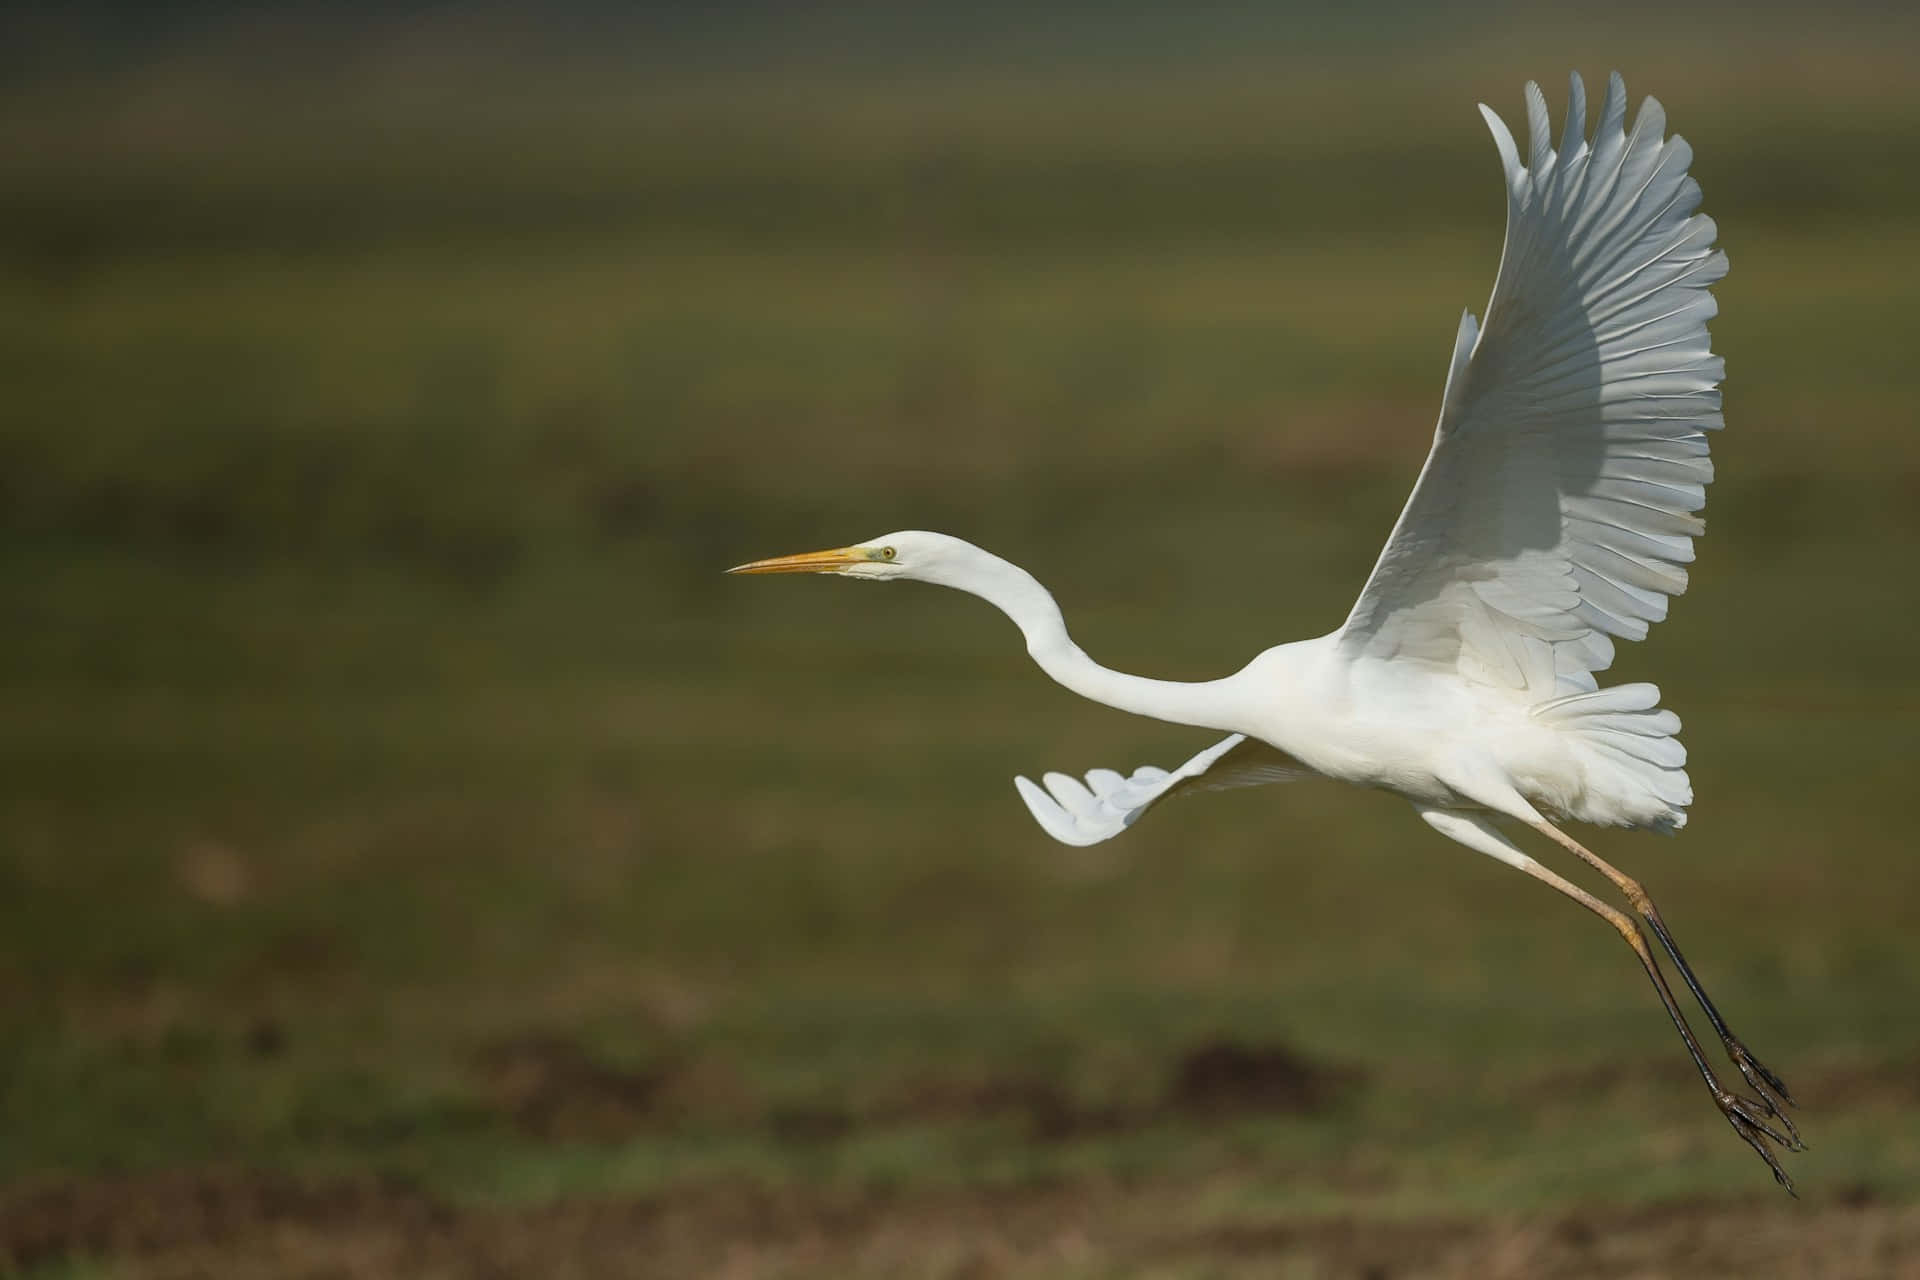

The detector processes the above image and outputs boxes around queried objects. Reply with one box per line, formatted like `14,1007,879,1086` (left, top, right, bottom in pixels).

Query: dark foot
1728,1039,1798,1107
1717,1089,1798,1195
1724,1039,1803,1149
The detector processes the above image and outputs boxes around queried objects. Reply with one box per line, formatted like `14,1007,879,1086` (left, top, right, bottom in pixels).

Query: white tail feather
1533,682,1692,831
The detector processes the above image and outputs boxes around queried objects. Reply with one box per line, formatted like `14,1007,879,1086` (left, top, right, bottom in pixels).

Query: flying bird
731,73,1802,1191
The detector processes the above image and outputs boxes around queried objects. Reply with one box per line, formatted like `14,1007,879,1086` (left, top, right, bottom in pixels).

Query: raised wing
1014,734,1310,847
1338,72,1725,699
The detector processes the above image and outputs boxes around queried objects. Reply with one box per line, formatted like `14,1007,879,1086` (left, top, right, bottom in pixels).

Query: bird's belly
1274,722,1468,804
1260,679,1560,810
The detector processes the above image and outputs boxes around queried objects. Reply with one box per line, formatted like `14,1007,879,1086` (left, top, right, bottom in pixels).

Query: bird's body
732,73,1803,1192
1228,641,1683,831
836,532,1685,833
1249,642,1582,818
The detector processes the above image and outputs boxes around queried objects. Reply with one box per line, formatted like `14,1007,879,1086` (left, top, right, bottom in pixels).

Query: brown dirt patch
1151,1193,1920,1279
1166,1038,1363,1116
473,1034,751,1141
822,1037,1361,1143
5,1170,1918,1279
469,1034,1359,1148
0,1170,448,1274
869,1071,1129,1141
475,1034,670,1141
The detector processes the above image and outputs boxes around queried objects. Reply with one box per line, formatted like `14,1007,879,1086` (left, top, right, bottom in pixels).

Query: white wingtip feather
1629,94,1668,162
1600,72,1627,140
1560,71,1588,158
1042,771,1100,819
1479,103,1522,189
1524,80,1552,172
1015,775,1102,847
1014,734,1300,848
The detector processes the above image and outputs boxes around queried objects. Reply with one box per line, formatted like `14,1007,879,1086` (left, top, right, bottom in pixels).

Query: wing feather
1337,72,1725,698
1014,735,1310,847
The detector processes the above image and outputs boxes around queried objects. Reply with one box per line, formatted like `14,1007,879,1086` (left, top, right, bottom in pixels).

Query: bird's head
728,530,979,585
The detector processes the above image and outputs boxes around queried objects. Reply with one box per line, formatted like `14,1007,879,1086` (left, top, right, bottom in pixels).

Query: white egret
731,73,1801,1191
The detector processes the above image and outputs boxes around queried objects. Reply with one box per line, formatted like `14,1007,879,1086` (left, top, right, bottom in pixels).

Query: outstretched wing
1338,72,1725,699
1014,734,1310,847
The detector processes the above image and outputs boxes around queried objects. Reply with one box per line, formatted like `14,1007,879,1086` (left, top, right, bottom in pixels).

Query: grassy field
5,10,1920,1275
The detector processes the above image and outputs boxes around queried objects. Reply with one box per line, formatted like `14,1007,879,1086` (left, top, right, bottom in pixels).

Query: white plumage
733,73,1803,1192
1020,71,1716,839
1016,734,1309,847
1344,75,1723,700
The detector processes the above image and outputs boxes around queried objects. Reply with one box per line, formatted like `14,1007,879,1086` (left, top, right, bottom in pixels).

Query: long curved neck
942,549,1247,734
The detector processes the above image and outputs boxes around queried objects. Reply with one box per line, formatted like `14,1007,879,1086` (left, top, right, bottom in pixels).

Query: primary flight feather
731,73,1801,1192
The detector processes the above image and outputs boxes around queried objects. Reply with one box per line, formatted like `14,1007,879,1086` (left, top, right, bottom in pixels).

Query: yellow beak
726,545,870,575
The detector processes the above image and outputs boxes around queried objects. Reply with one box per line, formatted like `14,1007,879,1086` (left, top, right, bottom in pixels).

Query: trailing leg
1530,819,1798,1138
1418,808,1801,1193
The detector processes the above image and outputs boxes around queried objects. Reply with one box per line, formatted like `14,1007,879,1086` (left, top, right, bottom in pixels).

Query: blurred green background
4,3,1920,1275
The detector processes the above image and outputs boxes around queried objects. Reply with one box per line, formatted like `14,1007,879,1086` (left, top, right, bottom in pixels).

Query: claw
1723,1105,1798,1197
1748,1083,1804,1150
1729,1041,1797,1108
1771,1107,1805,1152
1723,1043,1804,1149
1718,1091,1796,1149
1736,1065,1799,1135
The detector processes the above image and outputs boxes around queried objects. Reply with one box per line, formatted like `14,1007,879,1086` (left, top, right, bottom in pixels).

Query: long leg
1418,808,1800,1193
1528,819,1799,1134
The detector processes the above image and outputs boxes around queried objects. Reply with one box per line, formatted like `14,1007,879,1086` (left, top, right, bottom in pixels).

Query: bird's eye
881,546,897,560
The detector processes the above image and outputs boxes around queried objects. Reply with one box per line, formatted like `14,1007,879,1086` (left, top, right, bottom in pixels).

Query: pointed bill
727,546,870,575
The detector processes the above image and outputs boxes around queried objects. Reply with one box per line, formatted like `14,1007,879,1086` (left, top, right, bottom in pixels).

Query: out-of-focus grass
3,20,1920,1268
